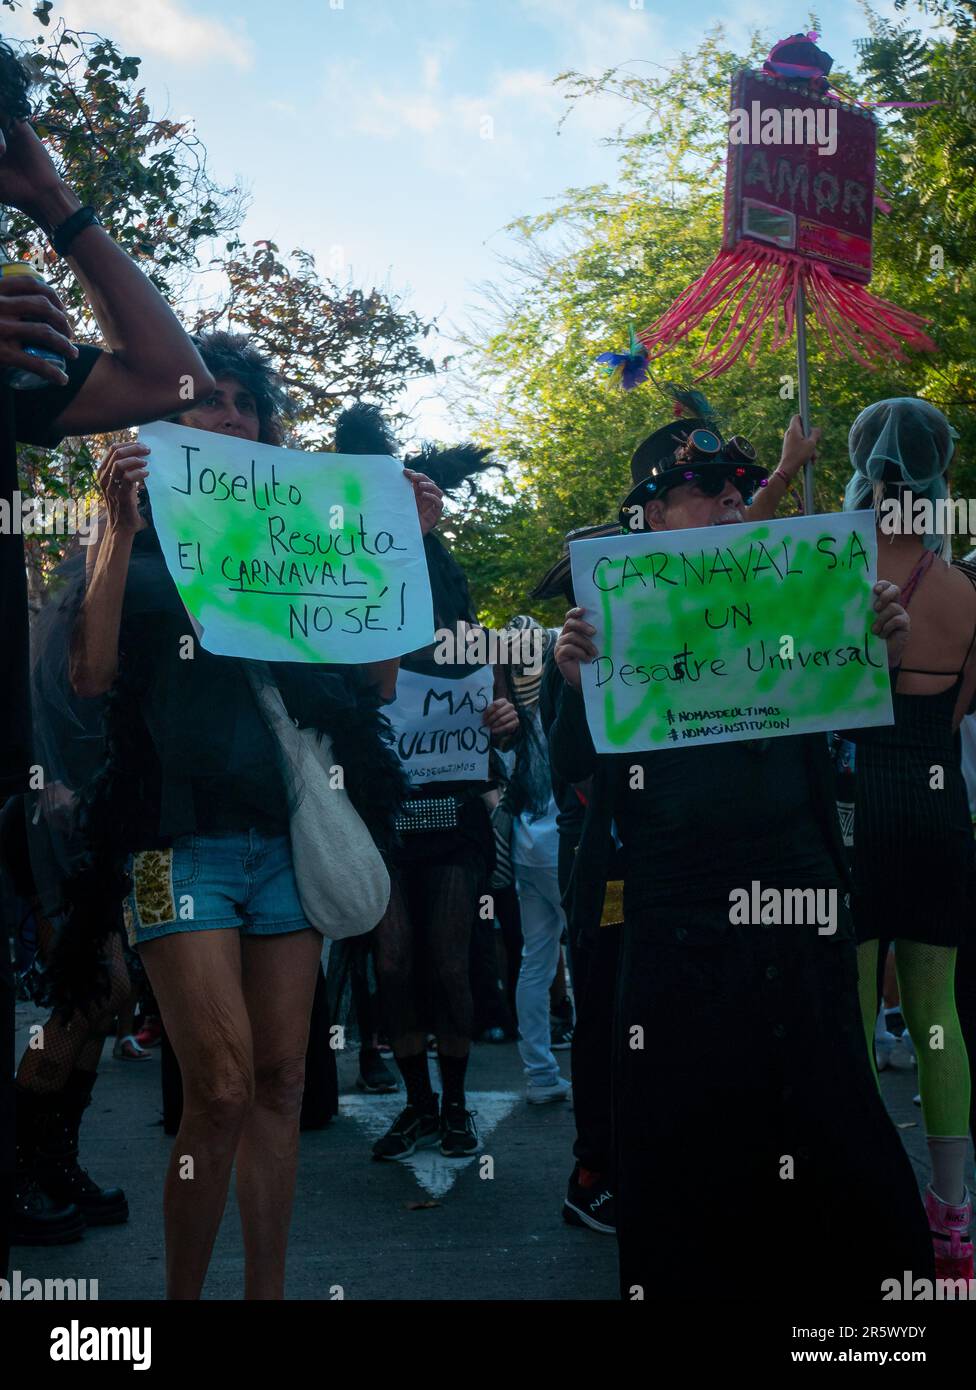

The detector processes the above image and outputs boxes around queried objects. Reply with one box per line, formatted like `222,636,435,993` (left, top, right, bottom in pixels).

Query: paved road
12,1001,942,1302
13,998,617,1301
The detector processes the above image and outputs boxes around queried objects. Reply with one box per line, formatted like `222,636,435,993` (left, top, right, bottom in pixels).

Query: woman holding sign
842,398,976,1282
332,405,519,1161
66,335,441,1300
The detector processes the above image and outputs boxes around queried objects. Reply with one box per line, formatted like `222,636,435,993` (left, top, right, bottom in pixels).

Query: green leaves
10,5,244,587
200,242,439,452
9,2,439,597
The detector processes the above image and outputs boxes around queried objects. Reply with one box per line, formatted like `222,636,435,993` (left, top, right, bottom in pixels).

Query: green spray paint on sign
570,512,892,754
142,421,434,664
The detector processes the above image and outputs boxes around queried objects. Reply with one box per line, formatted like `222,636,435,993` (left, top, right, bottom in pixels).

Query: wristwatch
50,205,102,258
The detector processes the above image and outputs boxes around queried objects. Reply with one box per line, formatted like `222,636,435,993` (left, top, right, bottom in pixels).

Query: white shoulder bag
246,666,391,939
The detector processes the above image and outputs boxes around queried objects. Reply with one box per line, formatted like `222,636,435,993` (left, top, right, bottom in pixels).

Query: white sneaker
890,1031,916,1070
526,1076,572,1105
875,1030,896,1071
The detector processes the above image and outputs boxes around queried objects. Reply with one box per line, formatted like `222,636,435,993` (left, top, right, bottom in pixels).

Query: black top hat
618,417,768,527
529,521,623,602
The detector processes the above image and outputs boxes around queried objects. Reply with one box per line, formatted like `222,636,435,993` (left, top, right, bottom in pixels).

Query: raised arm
549,607,598,783
747,415,821,521
0,122,214,436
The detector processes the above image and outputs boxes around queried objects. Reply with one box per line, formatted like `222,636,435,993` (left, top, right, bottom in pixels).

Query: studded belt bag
393,795,460,834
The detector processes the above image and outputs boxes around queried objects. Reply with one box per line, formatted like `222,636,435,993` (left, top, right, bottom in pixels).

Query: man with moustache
549,406,934,1301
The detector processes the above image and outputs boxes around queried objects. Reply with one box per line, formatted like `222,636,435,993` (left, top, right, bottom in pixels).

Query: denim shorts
123,830,311,947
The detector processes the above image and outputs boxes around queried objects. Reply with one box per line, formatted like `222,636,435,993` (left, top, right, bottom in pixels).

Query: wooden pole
796,279,814,515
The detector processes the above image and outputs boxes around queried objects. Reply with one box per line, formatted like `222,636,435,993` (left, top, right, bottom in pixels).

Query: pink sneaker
924,1186,974,1281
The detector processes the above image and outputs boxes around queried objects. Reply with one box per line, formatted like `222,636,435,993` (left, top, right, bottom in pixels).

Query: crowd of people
1,35,975,1302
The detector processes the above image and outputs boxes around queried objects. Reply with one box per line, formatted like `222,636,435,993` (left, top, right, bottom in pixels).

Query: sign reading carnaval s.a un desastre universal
569,511,894,754
385,665,493,784
141,421,434,663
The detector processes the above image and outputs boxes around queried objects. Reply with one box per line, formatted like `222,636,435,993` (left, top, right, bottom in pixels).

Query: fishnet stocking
374,855,482,1055
17,931,130,1094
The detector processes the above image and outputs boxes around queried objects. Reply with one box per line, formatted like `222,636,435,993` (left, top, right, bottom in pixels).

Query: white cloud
495,69,555,101
518,0,663,75
422,52,443,88
513,0,672,137
57,0,253,70
392,96,444,136
316,4,675,186
327,45,563,173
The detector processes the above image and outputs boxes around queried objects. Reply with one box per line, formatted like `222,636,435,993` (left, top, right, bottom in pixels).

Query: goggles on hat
673,429,757,466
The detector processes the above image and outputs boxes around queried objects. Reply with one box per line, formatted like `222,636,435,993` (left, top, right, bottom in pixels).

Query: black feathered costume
324,405,506,1062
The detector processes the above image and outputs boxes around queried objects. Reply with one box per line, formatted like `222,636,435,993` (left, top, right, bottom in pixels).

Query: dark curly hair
173,331,294,445
0,38,32,133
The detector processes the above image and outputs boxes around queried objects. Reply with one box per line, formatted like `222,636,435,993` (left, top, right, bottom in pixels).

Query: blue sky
11,0,916,440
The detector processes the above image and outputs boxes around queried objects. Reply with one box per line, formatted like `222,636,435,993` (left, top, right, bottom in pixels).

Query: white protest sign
386,666,493,784
142,421,434,663
570,510,893,754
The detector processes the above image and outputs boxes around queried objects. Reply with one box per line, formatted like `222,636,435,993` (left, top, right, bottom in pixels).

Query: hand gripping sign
569,511,894,754
143,421,434,663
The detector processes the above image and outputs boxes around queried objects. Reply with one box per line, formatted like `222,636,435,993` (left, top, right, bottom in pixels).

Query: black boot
11,1086,86,1246
35,1071,128,1226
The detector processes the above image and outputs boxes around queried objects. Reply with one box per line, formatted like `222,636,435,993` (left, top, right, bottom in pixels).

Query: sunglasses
652,467,763,506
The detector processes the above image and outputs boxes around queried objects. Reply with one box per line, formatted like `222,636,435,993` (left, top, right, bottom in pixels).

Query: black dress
549,684,934,1300
849,637,976,949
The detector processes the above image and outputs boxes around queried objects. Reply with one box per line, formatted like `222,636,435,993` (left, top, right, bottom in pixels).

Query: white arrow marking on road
340,1091,520,1198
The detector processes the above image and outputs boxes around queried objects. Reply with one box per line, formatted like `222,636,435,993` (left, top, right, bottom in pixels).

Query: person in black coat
549,405,934,1301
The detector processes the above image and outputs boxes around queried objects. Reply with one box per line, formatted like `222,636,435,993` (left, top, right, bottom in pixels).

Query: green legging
857,938,971,1137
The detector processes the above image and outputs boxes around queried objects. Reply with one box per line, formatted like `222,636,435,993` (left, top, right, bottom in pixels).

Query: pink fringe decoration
638,242,936,380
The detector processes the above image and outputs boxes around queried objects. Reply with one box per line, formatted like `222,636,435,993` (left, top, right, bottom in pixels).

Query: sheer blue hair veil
842,397,958,559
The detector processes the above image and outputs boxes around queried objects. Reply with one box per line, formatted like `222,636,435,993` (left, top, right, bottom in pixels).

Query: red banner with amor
722,69,877,284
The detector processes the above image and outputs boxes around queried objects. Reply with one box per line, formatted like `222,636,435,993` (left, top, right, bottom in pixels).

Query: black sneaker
563,1168,616,1234
440,1102,479,1157
357,1048,398,1094
550,1016,574,1050
371,1099,441,1161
